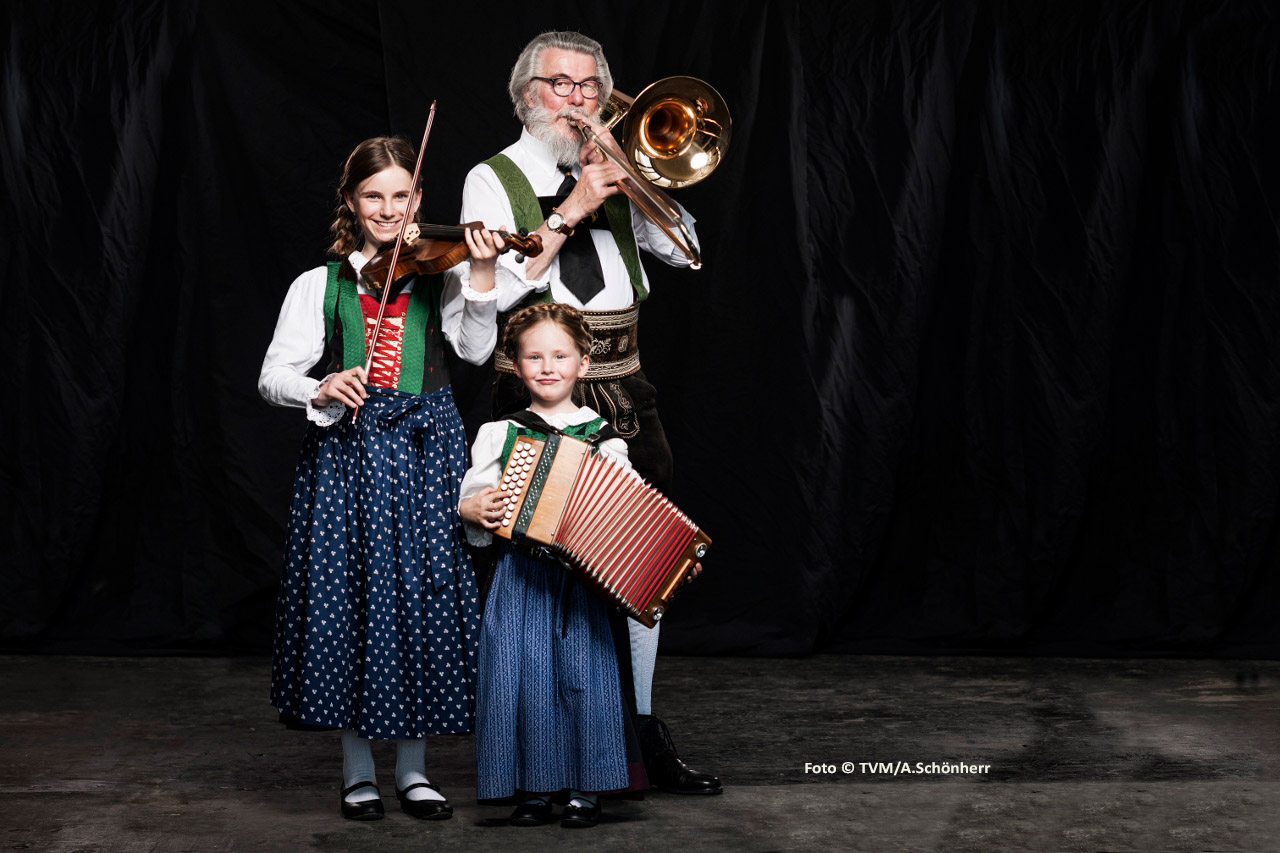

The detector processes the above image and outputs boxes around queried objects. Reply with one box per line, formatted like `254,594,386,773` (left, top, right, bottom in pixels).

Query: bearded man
444,30,721,797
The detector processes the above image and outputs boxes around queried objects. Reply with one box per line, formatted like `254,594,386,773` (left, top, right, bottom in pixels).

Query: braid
328,204,362,257
503,303,594,361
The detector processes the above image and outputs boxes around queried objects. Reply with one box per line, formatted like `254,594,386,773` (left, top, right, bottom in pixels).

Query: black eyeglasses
531,76,601,98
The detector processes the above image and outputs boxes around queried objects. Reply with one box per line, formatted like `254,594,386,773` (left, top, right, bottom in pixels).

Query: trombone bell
602,76,732,189
579,75,730,268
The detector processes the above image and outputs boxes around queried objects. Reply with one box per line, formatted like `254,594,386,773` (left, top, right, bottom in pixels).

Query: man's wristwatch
546,208,575,237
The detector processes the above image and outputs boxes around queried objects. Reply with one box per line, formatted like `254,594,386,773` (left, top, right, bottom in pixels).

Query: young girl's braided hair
502,303,594,361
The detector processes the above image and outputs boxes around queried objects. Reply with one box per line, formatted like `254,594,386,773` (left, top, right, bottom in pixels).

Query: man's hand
572,108,627,164
555,108,627,227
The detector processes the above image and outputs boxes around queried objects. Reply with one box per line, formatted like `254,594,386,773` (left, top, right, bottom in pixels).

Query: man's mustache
554,106,599,122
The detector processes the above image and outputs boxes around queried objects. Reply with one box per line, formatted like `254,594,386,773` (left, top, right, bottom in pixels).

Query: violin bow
353,102,437,420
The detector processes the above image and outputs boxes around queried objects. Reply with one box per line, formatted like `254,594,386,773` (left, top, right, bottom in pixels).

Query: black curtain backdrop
3,1,1277,658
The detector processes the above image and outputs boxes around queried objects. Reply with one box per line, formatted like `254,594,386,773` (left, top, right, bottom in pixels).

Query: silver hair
508,31,613,125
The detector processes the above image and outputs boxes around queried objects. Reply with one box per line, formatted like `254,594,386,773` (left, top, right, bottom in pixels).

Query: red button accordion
495,432,711,627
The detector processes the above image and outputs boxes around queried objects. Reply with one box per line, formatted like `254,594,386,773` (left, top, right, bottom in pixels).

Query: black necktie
550,168,606,305
556,169,577,197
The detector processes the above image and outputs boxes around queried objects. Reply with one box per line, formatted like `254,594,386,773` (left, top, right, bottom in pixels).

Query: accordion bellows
495,433,711,627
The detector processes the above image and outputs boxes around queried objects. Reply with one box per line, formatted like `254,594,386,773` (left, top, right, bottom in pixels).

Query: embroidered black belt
495,304,641,381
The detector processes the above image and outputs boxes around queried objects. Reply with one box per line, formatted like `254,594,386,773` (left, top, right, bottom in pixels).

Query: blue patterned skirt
270,386,480,739
475,545,630,800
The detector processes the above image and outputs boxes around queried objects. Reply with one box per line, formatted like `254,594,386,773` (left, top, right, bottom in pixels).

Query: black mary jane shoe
395,781,453,820
559,801,601,829
340,781,385,821
509,800,553,827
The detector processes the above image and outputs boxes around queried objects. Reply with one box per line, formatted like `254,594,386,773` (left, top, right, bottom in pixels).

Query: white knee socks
395,738,445,802
340,731,378,803
568,790,599,808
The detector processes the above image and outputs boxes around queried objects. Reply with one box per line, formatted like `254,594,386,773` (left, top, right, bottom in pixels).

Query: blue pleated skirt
270,386,480,739
475,546,629,800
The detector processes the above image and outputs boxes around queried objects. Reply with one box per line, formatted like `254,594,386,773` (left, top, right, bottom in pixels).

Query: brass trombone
573,76,731,270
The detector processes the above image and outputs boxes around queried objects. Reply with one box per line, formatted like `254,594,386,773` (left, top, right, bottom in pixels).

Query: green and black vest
483,152,648,307
498,416,609,470
321,262,448,394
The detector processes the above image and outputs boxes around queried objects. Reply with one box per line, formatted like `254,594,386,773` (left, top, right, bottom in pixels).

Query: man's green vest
483,153,648,303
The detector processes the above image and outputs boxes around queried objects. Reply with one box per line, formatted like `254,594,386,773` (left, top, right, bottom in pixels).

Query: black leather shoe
638,714,723,795
340,781,385,820
560,801,601,828
509,800,553,826
396,781,453,820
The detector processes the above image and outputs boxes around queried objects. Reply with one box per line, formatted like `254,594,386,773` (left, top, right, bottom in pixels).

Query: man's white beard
526,104,591,166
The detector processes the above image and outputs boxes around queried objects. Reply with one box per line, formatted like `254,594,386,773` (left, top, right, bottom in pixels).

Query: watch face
548,212,564,231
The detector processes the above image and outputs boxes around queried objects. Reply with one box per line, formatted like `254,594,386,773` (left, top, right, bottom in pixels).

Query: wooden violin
360,222,543,294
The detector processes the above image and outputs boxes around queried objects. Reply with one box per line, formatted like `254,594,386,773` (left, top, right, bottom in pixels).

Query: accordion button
501,518,510,526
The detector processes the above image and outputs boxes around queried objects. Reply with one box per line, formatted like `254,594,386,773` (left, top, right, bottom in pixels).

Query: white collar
528,406,600,429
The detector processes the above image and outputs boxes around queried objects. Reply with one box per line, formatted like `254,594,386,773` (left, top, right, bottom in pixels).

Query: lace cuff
462,281,501,303
463,523,494,548
305,375,347,427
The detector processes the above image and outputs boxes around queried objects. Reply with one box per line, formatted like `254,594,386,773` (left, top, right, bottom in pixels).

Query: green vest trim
483,155,543,234
499,417,607,470
483,153,647,303
323,262,439,395
398,279,438,395
325,262,366,375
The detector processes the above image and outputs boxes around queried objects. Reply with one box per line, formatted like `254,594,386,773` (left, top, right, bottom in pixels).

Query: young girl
259,136,509,821
459,303,645,829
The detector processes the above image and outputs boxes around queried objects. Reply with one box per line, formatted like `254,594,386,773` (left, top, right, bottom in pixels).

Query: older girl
260,136,507,821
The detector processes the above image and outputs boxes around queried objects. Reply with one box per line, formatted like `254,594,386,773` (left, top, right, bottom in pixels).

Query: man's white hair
508,31,614,125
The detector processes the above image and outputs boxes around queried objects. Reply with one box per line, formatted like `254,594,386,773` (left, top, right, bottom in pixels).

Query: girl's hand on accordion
683,562,704,586
460,487,509,530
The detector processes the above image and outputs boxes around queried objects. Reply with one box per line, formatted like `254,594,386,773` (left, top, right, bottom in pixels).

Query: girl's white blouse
258,251,509,425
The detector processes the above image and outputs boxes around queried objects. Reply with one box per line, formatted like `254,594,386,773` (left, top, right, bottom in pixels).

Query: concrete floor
2,654,1277,852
